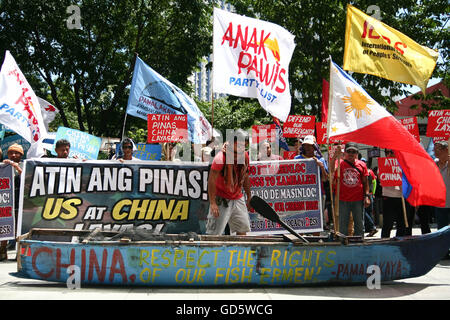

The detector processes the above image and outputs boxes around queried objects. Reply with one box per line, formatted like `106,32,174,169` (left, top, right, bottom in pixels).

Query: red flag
321,79,329,122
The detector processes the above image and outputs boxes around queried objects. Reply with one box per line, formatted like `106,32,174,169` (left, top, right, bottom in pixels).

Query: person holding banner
330,143,370,237
433,141,450,231
206,131,251,236
54,139,75,159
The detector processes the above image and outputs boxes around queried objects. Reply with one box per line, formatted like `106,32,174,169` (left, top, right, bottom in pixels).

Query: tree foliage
0,0,214,137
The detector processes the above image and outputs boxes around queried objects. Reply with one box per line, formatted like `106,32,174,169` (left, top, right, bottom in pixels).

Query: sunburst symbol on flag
341,87,373,119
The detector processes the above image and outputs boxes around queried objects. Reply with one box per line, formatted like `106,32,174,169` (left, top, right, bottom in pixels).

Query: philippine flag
326,59,445,207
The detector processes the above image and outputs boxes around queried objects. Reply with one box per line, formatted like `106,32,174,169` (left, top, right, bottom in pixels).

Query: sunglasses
346,149,358,154
122,145,133,150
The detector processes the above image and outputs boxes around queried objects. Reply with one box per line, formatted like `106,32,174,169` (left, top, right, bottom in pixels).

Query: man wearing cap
330,142,371,237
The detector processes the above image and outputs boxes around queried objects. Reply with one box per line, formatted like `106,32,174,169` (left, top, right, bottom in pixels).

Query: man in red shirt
330,143,371,237
207,130,252,235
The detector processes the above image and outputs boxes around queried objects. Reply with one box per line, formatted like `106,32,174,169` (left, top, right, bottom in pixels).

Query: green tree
224,0,449,118
0,0,213,137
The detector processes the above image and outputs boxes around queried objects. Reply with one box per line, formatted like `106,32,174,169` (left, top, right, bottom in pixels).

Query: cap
302,135,316,145
345,142,358,152
361,157,367,162
8,143,24,155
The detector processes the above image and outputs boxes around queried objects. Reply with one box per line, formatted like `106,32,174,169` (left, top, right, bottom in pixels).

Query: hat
345,142,358,152
361,157,367,162
302,135,316,145
8,143,24,155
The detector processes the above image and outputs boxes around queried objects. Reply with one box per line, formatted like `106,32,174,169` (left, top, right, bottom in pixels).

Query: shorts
206,197,251,235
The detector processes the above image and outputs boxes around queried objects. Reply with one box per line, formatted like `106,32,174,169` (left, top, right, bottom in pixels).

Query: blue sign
0,134,30,159
134,143,162,160
52,127,101,160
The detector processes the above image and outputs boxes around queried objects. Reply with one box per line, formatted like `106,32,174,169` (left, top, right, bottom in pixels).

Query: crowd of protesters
0,133,449,262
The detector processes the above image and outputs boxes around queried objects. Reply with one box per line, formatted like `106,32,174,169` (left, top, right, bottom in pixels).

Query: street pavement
0,227,448,301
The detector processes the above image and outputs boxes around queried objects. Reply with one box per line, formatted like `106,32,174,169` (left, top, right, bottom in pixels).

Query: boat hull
15,227,450,287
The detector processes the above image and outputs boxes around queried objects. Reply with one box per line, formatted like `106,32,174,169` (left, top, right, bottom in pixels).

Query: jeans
435,207,450,230
364,194,376,232
339,200,364,236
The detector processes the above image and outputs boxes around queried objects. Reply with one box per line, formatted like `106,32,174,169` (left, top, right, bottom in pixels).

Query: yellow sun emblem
341,87,373,119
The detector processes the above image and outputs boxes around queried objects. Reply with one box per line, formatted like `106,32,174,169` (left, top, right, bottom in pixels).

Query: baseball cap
345,142,358,152
302,135,316,145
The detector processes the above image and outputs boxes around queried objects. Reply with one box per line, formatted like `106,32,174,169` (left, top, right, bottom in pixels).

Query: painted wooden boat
14,226,450,287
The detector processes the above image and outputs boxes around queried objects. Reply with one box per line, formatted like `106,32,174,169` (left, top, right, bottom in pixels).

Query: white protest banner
213,8,295,122
0,51,47,158
37,97,59,130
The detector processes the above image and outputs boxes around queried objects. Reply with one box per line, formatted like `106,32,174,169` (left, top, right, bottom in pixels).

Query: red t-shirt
334,159,368,201
211,151,249,200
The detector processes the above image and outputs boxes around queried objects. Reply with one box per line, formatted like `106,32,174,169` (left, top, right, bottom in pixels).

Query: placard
426,110,450,138
400,117,420,142
52,127,102,160
0,165,15,240
248,159,323,234
282,115,316,138
147,114,188,143
315,122,327,145
378,157,402,187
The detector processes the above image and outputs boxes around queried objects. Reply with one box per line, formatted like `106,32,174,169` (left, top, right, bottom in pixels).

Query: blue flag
273,117,290,151
126,57,212,144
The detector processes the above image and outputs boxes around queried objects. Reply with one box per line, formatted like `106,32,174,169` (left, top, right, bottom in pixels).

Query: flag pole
401,196,409,228
328,145,337,233
121,52,139,141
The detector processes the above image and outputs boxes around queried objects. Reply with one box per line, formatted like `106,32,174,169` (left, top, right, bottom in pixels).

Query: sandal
367,229,378,237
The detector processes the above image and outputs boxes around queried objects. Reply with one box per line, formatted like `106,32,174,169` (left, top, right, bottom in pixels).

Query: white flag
213,8,296,122
37,96,59,130
0,51,47,157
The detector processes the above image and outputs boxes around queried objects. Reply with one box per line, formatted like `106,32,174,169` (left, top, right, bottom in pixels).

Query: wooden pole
401,196,409,228
328,146,337,233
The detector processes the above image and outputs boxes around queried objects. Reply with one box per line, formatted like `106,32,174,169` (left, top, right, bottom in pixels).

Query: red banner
147,114,188,143
283,151,297,159
282,115,315,138
378,157,402,187
315,122,327,145
252,124,276,143
400,117,420,142
426,109,450,138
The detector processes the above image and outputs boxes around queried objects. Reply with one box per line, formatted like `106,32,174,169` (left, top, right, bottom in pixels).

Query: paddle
250,196,309,243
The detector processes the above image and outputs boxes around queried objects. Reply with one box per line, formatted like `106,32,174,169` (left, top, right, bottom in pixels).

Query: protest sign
134,143,162,161
282,115,316,138
248,159,323,234
315,122,327,145
52,127,102,160
378,157,402,187
283,151,297,159
251,124,276,144
400,117,420,142
0,134,30,158
0,165,15,240
426,109,450,138
19,159,210,240
147,114,188,143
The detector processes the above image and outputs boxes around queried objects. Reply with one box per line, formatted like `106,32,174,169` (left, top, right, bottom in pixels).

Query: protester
433,141,450,230
54,139,72,159
416,205,433,234
330,142,370,237
1,144,24,260
360,157,378,237
380,149,414,238
113,138,140,162
257,140,283,161
206,130,251,235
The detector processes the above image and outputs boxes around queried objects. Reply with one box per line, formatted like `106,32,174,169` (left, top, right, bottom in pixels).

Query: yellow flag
343,4,438,93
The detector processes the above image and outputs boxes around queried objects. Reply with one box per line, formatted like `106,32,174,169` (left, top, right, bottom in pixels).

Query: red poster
282,115,315,138
400,117,420,142
315,122,327,145
252,124,276,143
147,114,188,143
283,151,297,159
378,157,402,187
426,109,450,138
